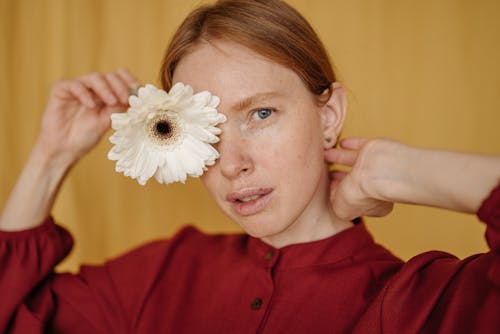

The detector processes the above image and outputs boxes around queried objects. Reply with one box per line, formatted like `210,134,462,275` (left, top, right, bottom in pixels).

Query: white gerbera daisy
108,83,226,185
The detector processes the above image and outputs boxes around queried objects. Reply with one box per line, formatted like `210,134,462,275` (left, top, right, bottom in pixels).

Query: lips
226,188,273,216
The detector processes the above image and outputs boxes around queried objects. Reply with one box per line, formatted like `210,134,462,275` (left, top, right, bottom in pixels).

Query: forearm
0,141,73,231
377,144,500,213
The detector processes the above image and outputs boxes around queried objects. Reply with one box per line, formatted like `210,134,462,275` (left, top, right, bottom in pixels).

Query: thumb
329,177,345,216
100,105,126,127
329,175,361,221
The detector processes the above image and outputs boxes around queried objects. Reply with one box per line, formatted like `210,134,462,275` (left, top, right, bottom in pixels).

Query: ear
320,82,347,149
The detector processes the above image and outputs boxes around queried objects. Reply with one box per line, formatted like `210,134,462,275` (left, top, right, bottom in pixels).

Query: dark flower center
146,111,181,146
155,121,171,136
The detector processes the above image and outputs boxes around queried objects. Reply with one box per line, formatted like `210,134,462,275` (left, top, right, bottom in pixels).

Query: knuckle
52,79,67,89
117,67,133,78
50,79,75,95
83,72,103,81
104,72,117,83
71,81,87,93
69,79,82,87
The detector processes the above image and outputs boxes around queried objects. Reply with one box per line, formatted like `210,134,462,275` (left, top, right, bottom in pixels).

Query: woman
1,0,499,333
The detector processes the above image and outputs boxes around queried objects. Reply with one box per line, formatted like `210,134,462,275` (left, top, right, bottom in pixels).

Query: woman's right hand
0,69,139,231
36,69,139,166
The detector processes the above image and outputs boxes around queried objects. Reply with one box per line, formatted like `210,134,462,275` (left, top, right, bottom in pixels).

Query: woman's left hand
324,138,400,221
325,137,500,219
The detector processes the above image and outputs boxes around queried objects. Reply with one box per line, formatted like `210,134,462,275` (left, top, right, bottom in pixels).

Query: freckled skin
173,40,352,247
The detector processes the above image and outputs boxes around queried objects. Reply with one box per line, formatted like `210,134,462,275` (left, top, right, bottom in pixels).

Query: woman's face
173,40,342,247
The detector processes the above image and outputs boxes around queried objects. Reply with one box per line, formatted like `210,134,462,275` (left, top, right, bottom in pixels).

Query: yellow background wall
1,0,499,272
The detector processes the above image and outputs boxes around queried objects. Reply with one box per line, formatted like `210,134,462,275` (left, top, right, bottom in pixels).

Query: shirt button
251,298,263,310
264,250,274,261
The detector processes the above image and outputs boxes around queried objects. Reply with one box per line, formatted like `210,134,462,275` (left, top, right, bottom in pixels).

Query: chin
233,215,288,240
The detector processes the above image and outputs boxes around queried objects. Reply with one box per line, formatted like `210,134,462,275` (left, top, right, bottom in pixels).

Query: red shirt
1,185,499,333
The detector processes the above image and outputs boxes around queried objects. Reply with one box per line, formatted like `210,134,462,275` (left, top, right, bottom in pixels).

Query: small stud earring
324,137,334,148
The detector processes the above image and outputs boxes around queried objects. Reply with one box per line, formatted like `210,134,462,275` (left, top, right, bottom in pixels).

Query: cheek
200,168,219,199
275,115,323,163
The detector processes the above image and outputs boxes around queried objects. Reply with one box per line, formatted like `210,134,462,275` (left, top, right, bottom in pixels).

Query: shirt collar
246,222,375,271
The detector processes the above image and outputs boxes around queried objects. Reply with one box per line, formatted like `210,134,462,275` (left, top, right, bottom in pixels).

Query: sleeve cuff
477,183,500,223
0,216,58,240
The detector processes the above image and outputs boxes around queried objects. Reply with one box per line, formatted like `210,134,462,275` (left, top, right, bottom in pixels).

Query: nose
216,128,253,180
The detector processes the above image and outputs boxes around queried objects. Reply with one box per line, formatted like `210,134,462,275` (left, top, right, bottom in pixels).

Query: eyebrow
231,92,283,112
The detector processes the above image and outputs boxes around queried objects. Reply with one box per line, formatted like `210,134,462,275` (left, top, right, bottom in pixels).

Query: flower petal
108,82,224,185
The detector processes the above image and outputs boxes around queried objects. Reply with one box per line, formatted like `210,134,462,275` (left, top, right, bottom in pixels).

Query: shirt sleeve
478,182,500,253
380,183,500,333
0,217,73,332
0,215,198,333
478,182,500,289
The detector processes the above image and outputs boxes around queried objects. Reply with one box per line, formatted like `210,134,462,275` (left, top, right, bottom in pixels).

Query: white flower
108,83,226,185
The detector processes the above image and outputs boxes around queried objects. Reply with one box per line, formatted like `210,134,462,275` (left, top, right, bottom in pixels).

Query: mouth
226,188,274,216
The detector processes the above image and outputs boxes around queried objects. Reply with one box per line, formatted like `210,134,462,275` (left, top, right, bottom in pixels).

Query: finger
116,68,140,89
99,105,124,126
330,186,355,221
328,173,355,220
365,202,394,217
339,137,371,150
324,148,358,166
329,178,341,196
329,170,347,183
79,72,118,105
51,80,96,108
89,90,106,108
67,80,97,109
105,72,130,105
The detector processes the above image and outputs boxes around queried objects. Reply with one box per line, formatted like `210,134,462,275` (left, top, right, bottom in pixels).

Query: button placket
245,243,279,331
249,249,277,314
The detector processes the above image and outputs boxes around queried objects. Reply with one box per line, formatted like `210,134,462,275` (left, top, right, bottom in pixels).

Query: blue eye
253,108,274,120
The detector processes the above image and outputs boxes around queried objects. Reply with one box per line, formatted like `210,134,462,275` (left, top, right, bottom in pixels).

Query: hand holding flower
37,69,139,167
0,70,139,230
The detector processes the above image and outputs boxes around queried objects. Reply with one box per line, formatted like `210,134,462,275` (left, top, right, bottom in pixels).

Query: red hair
159,0,336,104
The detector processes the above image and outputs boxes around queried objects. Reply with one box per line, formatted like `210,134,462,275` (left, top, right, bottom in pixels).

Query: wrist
366,143,500,212
0,143,72,231
362,140,421,204
32,137,76,175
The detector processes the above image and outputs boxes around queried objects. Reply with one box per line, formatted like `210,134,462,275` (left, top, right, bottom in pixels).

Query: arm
0,69,138,231
326,138,500,331
325,138,500,220
0,70,139,331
